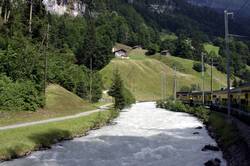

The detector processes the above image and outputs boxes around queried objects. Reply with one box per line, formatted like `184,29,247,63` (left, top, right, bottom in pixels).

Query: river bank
207,112,250,166
156,100,250,166
0,109,118,161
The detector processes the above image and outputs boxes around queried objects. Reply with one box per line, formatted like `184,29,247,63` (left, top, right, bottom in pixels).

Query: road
1,102,226,166
0,104,112,131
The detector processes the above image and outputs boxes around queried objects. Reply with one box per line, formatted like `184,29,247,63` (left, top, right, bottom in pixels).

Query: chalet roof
114,49,127,53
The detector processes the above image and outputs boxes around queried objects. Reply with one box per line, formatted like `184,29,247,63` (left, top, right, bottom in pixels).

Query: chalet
113,49,128,59
161,50,171,56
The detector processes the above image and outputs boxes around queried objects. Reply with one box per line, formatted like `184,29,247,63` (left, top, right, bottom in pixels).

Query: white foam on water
0,102,226,166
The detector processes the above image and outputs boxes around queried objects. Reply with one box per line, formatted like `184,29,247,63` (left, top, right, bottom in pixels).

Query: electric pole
89,57,93,102
202,52,205,105
224,10,233,120
174,66,177,102
210,57,213,102
161,71,167,100
44,23,49,96
29,0,33,35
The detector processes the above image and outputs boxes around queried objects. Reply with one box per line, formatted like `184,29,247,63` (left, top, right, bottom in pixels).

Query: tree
175,36,193,59
193,62,206,72
160,39,176,54
146,43,158,56
108,70,125,110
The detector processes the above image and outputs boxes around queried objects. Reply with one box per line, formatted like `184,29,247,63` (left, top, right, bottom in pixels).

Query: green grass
101,50,228,101
152,55,227,90
0,84,107,127
204,43,220,56
128,48,147,60
0,110,117,160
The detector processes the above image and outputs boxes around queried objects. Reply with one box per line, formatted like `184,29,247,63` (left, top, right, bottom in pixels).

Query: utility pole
224,10,234,120
44,23,49,96
29,0,33,35
202,52,205,105
210,57,213,102
89,57,93,102
174,66,177,102
161,71,167,100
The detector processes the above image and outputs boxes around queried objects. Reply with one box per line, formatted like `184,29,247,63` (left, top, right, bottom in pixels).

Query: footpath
0,104,112,131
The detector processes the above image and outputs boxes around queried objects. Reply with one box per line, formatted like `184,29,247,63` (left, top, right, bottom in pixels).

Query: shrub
192,62,206,72
0,75,44,111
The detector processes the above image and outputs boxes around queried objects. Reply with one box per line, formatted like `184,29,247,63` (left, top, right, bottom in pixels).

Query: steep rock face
43,0,85,16
131,0,176,14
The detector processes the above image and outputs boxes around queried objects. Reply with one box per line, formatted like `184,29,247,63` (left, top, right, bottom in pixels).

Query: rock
58,143,63,147
204,158,221,166
195,126,203,129
193,132,200,135
202,144,220,151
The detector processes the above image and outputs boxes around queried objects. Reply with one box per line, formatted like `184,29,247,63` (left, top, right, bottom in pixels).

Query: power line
235,0,250,17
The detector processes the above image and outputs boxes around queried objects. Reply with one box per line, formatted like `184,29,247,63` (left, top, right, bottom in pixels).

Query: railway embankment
207,112,250,166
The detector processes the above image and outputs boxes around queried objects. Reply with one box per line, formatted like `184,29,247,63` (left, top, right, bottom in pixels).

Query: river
1,102,226,166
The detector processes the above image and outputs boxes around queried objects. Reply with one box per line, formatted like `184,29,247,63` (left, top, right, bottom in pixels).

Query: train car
177,83,250,124
190,91,211,106
177,83,250,114
176,92,191,104
212,83,250,115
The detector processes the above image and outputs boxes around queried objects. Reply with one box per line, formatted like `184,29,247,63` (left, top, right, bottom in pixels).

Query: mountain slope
101,48,227,101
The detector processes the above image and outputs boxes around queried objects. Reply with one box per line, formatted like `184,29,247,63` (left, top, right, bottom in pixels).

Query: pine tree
108,69,126,110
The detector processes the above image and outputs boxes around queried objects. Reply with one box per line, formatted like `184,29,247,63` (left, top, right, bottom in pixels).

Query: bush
192,62,206,72
146,43,159,56
0,75,44,111
123,87,136,107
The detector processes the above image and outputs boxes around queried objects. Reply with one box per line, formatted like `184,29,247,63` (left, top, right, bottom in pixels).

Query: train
176,83,250,123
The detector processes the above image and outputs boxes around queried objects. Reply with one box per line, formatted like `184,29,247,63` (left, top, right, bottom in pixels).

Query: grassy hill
101,48,228,101
204,43,220,56
0,84,99,127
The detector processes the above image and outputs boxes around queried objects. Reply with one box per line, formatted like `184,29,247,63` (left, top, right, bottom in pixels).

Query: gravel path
0,104,111,131
0,102,226,166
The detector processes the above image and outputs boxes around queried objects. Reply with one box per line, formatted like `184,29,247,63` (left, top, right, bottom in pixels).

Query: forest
0,0,250,112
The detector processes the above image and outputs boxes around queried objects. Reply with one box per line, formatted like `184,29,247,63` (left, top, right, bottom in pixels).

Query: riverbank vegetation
157,99,250,165
0,109,118,161
156,100,210,122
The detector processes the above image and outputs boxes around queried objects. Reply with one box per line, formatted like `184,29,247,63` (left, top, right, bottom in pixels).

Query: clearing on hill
101,48,227,101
